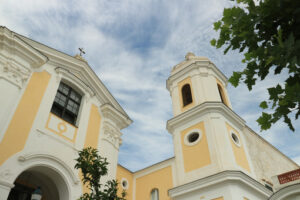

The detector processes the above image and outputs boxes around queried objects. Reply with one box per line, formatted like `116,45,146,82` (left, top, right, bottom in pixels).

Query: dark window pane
51,104,63,117
63,111,76,124
51,82,82,125
182,84,193,106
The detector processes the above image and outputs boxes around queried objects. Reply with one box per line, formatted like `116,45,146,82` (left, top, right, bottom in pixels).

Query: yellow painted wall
83,104,102,148
181,121,211,172
226,123,251,172
178,77,195,112
116,165,133,200
135,166,173,200
211,197,224,200
80,103,102,193
0,71,51,165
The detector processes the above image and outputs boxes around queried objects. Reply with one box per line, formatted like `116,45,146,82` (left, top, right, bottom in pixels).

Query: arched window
150,188,159,200
217,84,227,106
181,84,193,106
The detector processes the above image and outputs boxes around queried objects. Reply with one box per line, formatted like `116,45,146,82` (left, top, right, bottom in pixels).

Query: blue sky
1,0,299,171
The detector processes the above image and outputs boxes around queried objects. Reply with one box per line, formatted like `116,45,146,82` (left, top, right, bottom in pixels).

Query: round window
184,130,202,146
121,178,129,189
188,132,199,143
231,132,241,147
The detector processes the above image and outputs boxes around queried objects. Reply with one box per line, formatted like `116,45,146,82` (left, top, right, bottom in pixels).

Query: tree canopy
75,147,126,200
211,0,300,131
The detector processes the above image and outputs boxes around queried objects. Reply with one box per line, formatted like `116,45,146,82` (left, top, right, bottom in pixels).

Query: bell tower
166,53,253,186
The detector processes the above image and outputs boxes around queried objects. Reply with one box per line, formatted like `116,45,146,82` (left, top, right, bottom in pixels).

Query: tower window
121,178,129,189
150,188,159,200
181,84,193,106
231,132,241,147
217,84,227,106
188,132,200,143
51,82,82,125
184,130,202,146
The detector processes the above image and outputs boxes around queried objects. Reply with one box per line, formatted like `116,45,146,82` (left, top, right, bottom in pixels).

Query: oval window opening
121,179,128,189
188,132,200,143
231,133,239,145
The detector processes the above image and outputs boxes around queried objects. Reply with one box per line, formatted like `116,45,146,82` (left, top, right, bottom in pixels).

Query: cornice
269,183,300,200
0,26,48,69
100,103,132,130
166,102,245,133
168,170,272,198
166,58,228,91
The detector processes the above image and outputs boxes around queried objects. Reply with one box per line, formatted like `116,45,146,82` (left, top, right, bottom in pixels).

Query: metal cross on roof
79,48,85,56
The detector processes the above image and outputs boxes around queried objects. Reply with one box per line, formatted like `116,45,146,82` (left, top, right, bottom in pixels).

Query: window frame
51,82,82,126
150,188,159,200
181,84,193,107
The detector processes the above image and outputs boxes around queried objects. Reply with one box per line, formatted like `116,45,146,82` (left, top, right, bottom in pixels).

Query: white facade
0,26,131,200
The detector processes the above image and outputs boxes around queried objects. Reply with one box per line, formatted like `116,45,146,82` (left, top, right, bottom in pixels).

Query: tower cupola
166,53,231,116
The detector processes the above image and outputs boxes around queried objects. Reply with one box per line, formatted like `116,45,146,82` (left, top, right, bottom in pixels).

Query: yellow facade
84,104,102,148
135,166,173,200
0,71,51,165
226,122,251,172
80,104,102,193
212,197,224,200
181,121,211,172
116,165,134,200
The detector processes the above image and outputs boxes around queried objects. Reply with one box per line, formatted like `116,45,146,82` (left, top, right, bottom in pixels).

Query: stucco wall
243,127,299,185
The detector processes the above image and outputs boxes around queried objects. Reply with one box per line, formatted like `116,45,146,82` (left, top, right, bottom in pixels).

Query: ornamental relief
0,61,30,89
0,169,13,181
103,122,122,149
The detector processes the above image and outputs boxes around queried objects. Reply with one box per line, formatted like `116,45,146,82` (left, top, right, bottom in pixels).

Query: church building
0,26,299,200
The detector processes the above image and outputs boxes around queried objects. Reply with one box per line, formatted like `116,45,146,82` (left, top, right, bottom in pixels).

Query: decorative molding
167,56,228,91
17,153,80,185
0,180,14,189
0,169,13,181
102,120,123,149
101,103,132,130
167,102,245,134
55,67,95,98
0,60,30,89
269,183,300,200
0,26,48,70
168,170,272,198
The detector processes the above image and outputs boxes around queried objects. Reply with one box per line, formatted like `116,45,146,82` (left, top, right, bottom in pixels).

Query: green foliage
212,0,300,131
75,147,126,200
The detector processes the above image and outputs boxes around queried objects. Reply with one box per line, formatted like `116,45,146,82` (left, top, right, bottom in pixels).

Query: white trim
17,153,80,185
184,129,202,146
168,171,272,198
167,58,228,91
167,102,246,134
269,183,300,200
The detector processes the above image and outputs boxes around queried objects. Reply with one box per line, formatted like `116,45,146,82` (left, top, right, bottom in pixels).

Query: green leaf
259,101,268,109
213,21,222,30
229,72,242,87
257,112,272,131
210,39,216,46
